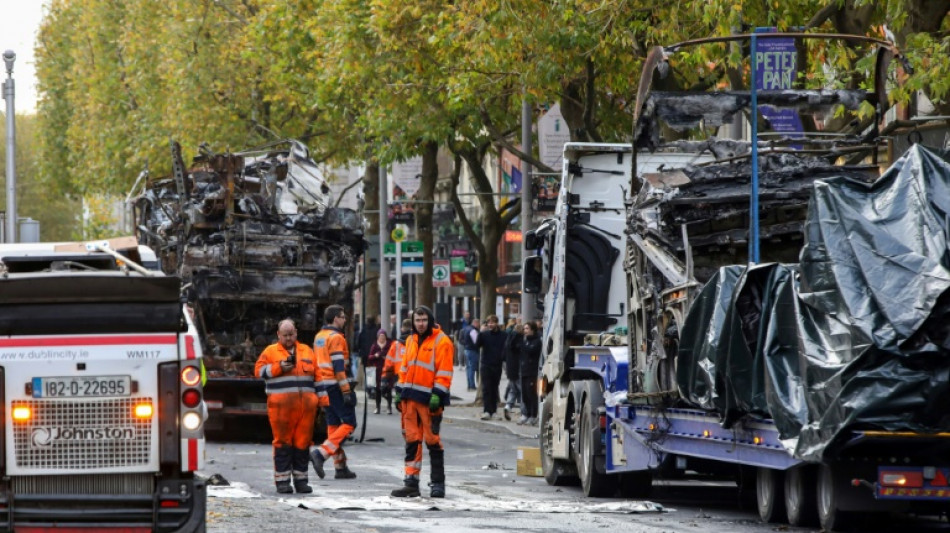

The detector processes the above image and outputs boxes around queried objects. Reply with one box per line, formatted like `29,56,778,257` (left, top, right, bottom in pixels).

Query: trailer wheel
577,397,615,497
785,465,818,527
540,396,578,486
618,471,652,498
756,467,786,523
817,464,854,532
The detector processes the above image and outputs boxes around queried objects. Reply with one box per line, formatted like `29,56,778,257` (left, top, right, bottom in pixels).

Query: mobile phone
286,353,296,365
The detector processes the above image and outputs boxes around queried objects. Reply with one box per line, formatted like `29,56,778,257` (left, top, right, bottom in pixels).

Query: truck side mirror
524,230,538,250
522,255,543,294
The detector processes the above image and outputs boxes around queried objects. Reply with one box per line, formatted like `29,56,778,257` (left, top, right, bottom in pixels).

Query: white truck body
0,245,206,532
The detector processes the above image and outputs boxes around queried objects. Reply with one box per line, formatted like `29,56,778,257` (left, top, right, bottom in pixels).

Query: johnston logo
31,426,135,447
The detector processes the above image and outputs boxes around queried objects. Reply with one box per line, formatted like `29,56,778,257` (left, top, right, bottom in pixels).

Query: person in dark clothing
502,318,523,421
519,321,543,425
355,317,378,384
474,315,507,420
366,329,394,414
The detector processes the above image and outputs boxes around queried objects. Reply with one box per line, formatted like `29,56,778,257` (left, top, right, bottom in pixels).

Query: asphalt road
201,396,937,533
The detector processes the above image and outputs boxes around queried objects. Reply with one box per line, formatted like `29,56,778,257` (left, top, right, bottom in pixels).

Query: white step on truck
0,242,206,532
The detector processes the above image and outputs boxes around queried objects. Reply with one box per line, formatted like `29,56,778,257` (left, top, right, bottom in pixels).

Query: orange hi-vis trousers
400,400,444,481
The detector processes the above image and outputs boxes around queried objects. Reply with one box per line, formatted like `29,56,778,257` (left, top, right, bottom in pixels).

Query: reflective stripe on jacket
395,326,454,406
314,327,351,400
253,341,317,395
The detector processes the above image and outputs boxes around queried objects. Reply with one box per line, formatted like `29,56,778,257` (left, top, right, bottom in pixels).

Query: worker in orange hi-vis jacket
382,318,413,412
310,304,358,480
390,306,454,499
253,319,318,494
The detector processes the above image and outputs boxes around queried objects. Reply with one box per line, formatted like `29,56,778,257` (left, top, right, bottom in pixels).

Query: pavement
357,360,539,441
443,363,539,441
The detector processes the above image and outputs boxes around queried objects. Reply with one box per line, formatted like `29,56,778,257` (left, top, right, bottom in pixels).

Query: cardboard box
516,446,543,477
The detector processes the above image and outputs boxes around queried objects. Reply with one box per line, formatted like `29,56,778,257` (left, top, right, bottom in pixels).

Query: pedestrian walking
475,315,506,420
459,318,480,391
253,319,318,494
310,305,358,480
391,306,454,498
366,329,394,414
519,321,543,425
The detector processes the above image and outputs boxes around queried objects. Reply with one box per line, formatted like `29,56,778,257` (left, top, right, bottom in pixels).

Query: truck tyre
618,471,652,498
539,396,578,486
817,464,854,532
577,396,615,497
784,465,818,527
756,467,786,523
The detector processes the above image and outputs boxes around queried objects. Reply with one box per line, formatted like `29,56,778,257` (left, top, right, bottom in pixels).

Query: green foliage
30,0,950,199
0,113,82,241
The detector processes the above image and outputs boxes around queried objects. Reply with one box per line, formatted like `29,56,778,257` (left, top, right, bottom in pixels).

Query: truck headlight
182,411,202,430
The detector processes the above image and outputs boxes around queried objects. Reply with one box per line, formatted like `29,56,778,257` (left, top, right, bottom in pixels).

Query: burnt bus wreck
133,140,362,430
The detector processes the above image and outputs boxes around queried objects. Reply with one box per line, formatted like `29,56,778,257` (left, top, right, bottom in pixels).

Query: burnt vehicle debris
132,139,362,430
628,33,906,283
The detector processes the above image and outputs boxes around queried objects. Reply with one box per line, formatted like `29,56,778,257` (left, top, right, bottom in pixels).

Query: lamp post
2,50,16,243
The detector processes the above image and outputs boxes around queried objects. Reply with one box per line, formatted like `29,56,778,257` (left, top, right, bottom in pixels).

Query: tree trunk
362,162,380,322
448,143,521,323
415,141,439,309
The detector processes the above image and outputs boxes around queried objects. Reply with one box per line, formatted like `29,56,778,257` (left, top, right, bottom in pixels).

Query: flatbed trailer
573,344,950,530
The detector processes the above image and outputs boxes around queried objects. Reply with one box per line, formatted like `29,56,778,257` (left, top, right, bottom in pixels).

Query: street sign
450,257,466,272
391,226,407,242
450,272,466,286
433,260,450,288
383,241,424,257
402,260,424,274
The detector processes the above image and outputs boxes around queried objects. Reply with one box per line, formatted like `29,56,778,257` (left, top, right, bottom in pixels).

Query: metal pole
379,166,391,330
395,240,403,326
3,50,16,244
520,96,535,322
750,34,760,264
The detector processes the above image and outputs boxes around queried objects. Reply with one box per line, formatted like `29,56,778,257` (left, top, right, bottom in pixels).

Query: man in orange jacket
390,305,454,498
310,304,358,480
254,319,318,494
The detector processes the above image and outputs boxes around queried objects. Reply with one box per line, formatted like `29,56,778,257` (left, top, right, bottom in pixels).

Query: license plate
32,376,132,398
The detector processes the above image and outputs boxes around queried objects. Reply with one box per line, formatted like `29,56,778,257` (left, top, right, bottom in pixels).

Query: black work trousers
480,364,502,415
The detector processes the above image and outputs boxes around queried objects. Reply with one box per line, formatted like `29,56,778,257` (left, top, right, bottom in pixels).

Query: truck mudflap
605,404,800,474
0,476,206,533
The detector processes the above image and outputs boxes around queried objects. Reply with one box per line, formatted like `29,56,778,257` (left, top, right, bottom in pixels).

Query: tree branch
334,174,364,208
479,107,557,173
447,151,487,259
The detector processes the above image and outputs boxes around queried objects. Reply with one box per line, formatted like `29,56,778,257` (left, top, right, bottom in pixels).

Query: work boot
276,481,293,494
391,477,421,498
335,467,357,479
429,482,445,498
309,449,326,479
293,480,313,494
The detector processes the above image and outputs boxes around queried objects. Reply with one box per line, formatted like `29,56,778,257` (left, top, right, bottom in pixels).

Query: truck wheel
540,396,578,486
817,464,854,532
618,471,652,498
785,465,818,527
756,467,786,523
577,397,615,497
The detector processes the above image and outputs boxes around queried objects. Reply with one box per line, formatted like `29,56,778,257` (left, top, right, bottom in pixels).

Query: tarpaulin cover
676,145,950,461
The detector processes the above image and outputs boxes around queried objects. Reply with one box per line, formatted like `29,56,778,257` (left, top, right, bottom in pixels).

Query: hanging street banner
754,30,804,143
538,103,572,171
433,259,451,288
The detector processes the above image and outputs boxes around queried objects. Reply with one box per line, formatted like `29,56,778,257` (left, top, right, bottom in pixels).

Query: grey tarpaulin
676,145,950,461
